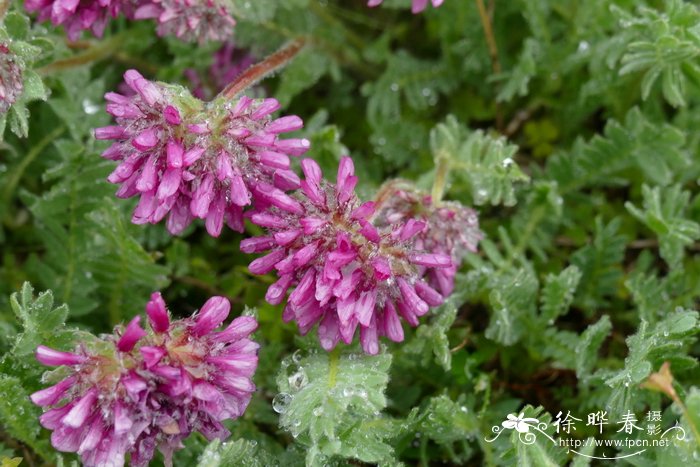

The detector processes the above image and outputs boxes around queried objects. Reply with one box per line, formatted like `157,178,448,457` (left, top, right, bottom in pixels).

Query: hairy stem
475,0,503,129
475,0,501,75
220,38,307,100
0,0,9,20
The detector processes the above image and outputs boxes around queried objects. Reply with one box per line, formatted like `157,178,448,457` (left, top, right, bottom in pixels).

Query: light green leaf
626,184,700,269
275,350,394,466
430,116,528,206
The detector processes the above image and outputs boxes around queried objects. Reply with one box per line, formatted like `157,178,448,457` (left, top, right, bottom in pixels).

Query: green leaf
276,49,331,107
23,138,169,321
496,39,541,102
615,1,700,107
275,350,394,466
485,268,538,346
547,108,689,189
626,184,700,269
403,278,473,371
501,406,564,467
21,70,49,102
0,375,53,461
575,315,612,385
418,394,478,446
7,104,29,138
539,265,581,324
3,12,30,40
430,116,528,206
87,202,171,324
571,217,627,311
604,310,699,417
229,0,278,22
196,439,275,467
9,282,72,356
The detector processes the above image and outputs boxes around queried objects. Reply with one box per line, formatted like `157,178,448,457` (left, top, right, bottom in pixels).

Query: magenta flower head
241,156,453,355
24,0,121,40
30,292,259,467
374,185,482,296
0,44,23,114
94,69,309,237
134,0,236,43
367,0,444,14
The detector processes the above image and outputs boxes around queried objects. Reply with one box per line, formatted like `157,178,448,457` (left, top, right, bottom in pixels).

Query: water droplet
292,349,303,364
390,83,399,92
288,369,308,390
82,99,100,115
577,41,590,52
281,356,292,369
313,406,323,416
502,158,514,168
272,392,292,414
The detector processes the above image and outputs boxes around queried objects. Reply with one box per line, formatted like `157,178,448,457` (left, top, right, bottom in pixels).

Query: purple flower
185,41,256,100
30,293,259,467
95,69,309,237
23,0,123,40
373,185,482,295
0,44,24,114
367,0,444,14
242,156,453,355
134,0,236,43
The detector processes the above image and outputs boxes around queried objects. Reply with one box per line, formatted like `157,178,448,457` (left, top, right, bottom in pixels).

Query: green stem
2,126,65,227
328,347,340,388
419,435,429,467
431,153,450,205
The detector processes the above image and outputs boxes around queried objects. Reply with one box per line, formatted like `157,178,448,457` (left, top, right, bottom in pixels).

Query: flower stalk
220,38,307,100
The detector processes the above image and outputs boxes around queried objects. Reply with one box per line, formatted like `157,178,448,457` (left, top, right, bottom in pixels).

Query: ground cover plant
1,0,700,465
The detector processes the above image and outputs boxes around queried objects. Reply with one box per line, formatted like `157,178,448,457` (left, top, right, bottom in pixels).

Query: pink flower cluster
24,0,123,40
0,44,23,114
367,0,444,14
241,157,454,355
24,0,235,41
95,69,309,237
373,184,482,296
134,0,235,43
30,293,259,467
